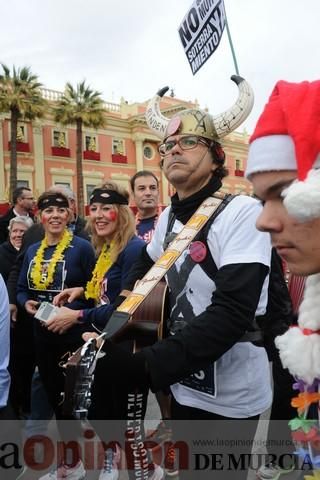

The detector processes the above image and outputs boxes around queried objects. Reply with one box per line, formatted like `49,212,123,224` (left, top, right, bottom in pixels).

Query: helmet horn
145,86,170,138
212,75,254,138
145,76,254,140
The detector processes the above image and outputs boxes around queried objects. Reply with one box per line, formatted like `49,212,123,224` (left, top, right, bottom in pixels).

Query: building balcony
234,169,244,177
83,150,100,161
112,153,127,164
51,146,71,157
9,141,30,153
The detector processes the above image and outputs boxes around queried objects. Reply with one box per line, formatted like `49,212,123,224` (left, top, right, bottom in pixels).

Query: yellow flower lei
30,230,73,290
85,242,114,301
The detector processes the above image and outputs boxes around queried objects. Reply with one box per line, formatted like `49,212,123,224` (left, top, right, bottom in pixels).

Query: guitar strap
100,192,228,340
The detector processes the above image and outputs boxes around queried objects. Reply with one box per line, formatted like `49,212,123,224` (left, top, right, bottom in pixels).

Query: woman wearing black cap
16,190,96,479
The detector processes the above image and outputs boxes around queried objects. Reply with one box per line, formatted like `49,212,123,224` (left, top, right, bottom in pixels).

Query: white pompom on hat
275,273,320,384
246,80,320,221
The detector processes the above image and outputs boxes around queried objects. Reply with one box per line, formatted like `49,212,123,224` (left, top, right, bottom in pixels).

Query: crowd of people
0,76,319,480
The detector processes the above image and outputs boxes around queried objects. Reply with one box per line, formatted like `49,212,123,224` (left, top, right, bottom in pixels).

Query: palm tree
0,64,48,200
54,81,106,216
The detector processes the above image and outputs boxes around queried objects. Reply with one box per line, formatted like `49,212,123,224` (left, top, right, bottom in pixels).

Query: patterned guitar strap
101,192,227,339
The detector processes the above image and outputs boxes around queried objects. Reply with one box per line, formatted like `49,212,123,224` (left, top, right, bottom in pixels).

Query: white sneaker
148,464,164,480
99,447,120,480
38,460,86,480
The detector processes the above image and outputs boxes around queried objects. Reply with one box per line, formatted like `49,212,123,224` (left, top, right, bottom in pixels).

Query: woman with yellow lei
16,191,96,427
51,182,147,480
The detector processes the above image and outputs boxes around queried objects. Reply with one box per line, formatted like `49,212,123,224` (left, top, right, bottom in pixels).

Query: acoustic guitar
62,281,168,418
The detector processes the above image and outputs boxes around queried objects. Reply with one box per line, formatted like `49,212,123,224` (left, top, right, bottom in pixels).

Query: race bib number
28,259,66,292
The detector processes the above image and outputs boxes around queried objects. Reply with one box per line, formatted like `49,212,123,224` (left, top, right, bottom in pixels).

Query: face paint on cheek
41,216,47,225
107,210,117,222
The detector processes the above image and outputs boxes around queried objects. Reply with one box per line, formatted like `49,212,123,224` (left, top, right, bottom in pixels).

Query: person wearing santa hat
246,79,320,480
246,79,320,275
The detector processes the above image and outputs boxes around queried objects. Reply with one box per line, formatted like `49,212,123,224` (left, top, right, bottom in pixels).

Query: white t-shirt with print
147,195,272,418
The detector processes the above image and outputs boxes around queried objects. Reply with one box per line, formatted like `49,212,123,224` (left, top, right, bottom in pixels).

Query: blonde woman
52,181,145,332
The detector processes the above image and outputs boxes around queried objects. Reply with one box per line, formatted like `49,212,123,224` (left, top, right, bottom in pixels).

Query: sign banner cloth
178,0,226,75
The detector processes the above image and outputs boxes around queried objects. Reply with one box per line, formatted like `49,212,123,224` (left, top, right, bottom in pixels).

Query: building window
55,182,70,188
85,135,97,152
17,124,26,142
51,130,70,157
8,123,30,152
234,159,244,176
8,123,28,145
53,130,67,147
112,138,125,155
143,145,154,160
17,180,29,188
83,135,100,160
86,184,97,204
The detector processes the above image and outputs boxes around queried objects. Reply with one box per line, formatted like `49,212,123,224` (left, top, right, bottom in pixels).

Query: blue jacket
82,235,145,331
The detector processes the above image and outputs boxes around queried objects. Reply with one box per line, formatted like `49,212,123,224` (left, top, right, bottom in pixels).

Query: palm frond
54,80,105,128
0,63,48,118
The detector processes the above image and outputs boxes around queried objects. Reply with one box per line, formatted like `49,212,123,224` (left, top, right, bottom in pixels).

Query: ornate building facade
0,87,253,209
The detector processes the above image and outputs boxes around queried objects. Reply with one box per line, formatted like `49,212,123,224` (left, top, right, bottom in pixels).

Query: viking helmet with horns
145,75,254,142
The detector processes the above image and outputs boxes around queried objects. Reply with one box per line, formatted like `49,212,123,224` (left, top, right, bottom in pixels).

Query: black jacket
0,241,19,284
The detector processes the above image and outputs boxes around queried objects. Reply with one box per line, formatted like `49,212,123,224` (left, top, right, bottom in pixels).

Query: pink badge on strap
189,241,207,263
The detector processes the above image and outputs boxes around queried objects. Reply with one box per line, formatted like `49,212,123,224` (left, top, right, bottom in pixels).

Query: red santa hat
246,80,320,221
